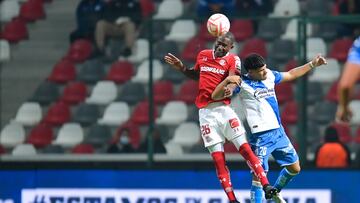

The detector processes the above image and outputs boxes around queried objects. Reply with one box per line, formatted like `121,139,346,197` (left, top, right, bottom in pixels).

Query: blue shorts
347,37,360,65
249,126,299,172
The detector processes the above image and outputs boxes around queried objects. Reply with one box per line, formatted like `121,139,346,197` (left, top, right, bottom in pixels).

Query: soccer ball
207,13,230,37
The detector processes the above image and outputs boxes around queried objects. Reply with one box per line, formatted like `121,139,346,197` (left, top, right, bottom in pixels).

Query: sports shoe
272,191,286,203
263,184,277,199
229,200,240,203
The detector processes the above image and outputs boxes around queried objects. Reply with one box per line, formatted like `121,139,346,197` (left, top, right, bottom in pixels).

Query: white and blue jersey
231,69,298,171
347,36,360,65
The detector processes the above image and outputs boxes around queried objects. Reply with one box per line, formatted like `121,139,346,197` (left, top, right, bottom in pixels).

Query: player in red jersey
164,32,277,202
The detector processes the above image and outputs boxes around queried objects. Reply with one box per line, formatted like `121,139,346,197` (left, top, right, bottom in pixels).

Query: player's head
243,53,267,80
214,32,235,58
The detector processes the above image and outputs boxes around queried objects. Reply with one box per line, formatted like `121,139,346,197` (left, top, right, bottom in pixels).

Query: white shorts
199,102,246,147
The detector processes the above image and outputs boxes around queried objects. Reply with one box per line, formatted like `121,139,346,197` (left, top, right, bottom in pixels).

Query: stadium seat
270,0,300,17
281,101,298,125
181,36,207,63
349,101,360,125
177,80,199,104
284,59,298,72
306,37,327,61
132,59,163,84
313,23,341,42
153,80,174,104
156,101,188,125
12,144,36,155
198,22,215,42
307,81,324,104
154,0,183,19
14,102,42,126
306,122,321,144
0,122,25,148
0,40,10,62
106,60,134,84
48,59,76,83
61,81,87,105
66,39,93,63
0,0,20,22
229,19,254,41
328,38,354,62
117,82,146,105
73,103,100,126
98,102,130,126
30,81,59,105
0,145,6,154
164,142,184,154
156,124,171,144
270,39,295,63
112,121,142,149
71,143,94,154
239,38,267,59
325,81,339,103
309,58,340,83
306,0,331,16
130,101,158,125
281,19,312,41
1,18,28,43
139,0,155,18
310,101,337,124
27,123,53,148
354,127,360,143
85,81,117,105
43,101,71,126
163,66,186,84
168,122,200,148
19,0,45,22
275,82,294,105
77,59,105,84
165,19,197,42
53,123,84,147
153,40,180,60
139,22,168,42
256,19,283,41
187,105,199,122
329,122,353,144
127,39,149,63
84,124,112,147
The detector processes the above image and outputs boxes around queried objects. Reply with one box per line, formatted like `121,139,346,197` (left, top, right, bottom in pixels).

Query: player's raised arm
211,75,241,100
164,53,199,80
280,54,327,83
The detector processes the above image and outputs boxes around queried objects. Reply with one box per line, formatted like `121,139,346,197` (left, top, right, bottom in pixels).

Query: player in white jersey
212,53,327,203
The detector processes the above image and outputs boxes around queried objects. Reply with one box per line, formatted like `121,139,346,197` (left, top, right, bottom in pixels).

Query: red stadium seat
281,101,298,125
177,80,199,104
181,36,207,62
354,126,360,143
0,145,6,154
27,123,53,148
325,81,339,103
229,19,254,41
111,121,142,149
139,0,155,18
48,59,76,83
106,60,134,83
61,81,87,105
275,82,294,105
153,80,174,104
19,0,45,22
328,38,353,62
72,143,95,154
66,39,92,63
0,18,28,43
130,101,158,125
43,101,71,126
329,122,353,143
240,38,267,59
284,59,298,72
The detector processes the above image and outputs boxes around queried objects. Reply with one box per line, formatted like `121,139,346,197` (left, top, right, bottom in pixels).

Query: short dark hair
243,53,266,71
219,32,235,44
324,126,339,142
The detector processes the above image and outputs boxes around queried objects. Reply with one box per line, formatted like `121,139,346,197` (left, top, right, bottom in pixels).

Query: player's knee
287,163,301,174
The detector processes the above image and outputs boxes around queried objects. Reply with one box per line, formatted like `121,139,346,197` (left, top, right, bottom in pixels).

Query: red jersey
194,49,240,108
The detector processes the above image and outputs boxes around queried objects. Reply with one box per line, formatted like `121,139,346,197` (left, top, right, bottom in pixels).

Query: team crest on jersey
229,118,240,128
219,59,226,66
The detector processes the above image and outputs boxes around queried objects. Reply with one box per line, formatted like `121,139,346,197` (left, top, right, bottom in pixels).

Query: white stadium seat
156,101,188,125
53,123,84,147
98,102,130,126
165,20,197,43
154,0,183,19
13,102,42,126
12,144,36,156
132,59,163,84
86,81,117,105
0,122,25,147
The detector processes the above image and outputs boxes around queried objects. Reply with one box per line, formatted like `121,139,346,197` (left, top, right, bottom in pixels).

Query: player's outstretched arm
281,54,327,83
164,53,199,80
211,75,241,100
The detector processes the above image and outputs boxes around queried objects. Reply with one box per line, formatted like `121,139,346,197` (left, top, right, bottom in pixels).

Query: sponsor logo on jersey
200,66,225,75
253,88,275,99
229,118,240,128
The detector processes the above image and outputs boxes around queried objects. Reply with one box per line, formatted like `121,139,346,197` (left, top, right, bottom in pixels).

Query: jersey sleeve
233,86,240,94
227,55,239,73
272,70,283,84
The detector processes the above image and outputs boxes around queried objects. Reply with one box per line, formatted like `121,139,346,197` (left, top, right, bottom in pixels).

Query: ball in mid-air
207,13,230,37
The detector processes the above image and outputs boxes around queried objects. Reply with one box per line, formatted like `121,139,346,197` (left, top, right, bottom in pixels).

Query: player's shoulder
198,49,213,56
